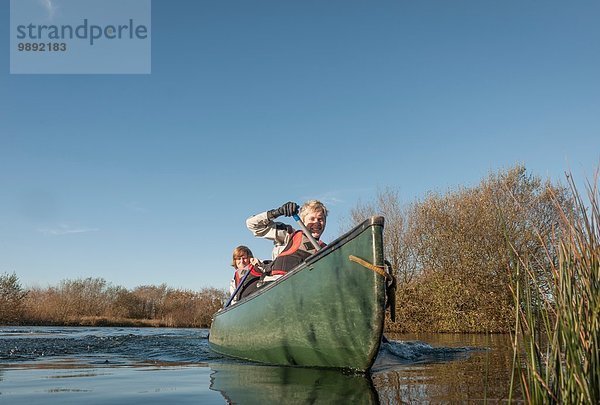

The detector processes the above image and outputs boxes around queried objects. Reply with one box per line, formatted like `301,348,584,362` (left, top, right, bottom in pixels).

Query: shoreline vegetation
2,164,598,402
349,164,572,334
0,276,227,328
346,164,597,402
0,164,592,332
508,173,599,403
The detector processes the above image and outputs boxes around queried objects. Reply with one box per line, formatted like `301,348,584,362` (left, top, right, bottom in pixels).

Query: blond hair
299,200,328,222
231,245,253,268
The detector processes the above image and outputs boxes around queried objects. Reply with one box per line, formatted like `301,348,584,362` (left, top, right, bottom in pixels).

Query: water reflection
209,363,378,404
208,335,519,404
371,334,519,403
0,328,521,403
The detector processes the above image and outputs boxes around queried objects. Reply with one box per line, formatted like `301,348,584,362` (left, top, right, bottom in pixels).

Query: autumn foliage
349,165,570,333
0,274,227,328
3,165,576,333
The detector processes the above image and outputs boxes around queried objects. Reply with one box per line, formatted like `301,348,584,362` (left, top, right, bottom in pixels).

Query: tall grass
509,174,599,404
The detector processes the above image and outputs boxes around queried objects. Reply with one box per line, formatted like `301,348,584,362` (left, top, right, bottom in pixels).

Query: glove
268,201,299,219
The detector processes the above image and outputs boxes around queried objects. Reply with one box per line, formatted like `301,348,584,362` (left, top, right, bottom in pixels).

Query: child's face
235,254,250,270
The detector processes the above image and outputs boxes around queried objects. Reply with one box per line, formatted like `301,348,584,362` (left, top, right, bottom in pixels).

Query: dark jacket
268,231,326,275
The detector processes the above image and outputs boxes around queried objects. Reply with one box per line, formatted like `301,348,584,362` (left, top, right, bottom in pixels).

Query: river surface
0,327,519,403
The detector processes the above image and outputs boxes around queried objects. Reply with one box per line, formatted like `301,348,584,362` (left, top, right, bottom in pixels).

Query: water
0,327,518,403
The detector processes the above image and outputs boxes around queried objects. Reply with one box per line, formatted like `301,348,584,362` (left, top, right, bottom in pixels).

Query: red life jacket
234,264,262,287
269,231,326,276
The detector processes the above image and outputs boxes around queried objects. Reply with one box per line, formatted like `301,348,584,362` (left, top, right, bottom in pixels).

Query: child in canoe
229,246,264,303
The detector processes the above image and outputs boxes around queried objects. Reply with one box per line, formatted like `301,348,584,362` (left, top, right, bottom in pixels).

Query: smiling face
234,254,250,270
303,209,326,239
231,246,253,269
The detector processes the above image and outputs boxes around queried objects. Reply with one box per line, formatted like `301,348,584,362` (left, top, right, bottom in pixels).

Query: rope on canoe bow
348,255,391,280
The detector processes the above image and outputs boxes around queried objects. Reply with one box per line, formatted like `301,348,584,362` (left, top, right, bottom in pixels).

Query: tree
348,188,417,284
161,287,227,327
0,272,27,324
131,284,169,319
403,165,570,332
54,277,113,317
347,165,571,333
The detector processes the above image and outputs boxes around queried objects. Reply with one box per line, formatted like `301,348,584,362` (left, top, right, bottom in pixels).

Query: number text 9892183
18,43,67,52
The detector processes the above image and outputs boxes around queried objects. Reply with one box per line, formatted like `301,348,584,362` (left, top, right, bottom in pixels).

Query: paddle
224,269,252,308
292,213,322,251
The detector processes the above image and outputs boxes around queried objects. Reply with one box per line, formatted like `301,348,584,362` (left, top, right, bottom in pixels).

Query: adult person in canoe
246,200,328,277
246,201,298,259
228,246,264,304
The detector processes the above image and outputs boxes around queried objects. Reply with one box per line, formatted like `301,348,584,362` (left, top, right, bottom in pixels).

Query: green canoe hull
209,217,386,372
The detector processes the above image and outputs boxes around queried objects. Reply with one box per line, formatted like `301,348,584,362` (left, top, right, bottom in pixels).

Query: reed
509,173,599,404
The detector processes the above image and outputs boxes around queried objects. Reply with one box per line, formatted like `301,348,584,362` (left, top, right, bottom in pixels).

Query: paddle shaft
224,269,252,308
293,214,321,251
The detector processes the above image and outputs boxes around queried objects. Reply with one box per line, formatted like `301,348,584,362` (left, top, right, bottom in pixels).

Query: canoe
209,216,389,372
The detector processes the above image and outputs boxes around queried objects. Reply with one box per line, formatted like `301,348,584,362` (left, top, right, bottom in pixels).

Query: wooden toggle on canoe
209,216,388,372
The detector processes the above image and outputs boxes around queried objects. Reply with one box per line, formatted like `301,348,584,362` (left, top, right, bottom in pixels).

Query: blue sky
1,0,599,291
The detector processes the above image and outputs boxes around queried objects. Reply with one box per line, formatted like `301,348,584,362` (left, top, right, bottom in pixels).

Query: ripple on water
0,326,216,364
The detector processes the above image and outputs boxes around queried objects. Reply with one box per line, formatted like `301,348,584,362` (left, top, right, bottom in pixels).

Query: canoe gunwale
306,216,384,265
214,216,385,316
